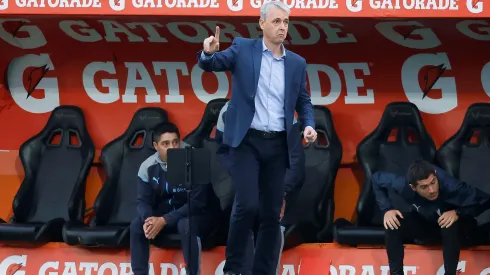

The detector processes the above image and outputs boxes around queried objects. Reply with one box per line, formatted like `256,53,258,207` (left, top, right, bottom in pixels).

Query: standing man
215,101,306,275
372,160,490,275
197,2,317,274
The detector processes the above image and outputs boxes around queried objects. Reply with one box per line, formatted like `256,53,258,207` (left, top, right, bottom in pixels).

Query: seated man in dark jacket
372,160,490,275
130,122,217,275
215,101,306,275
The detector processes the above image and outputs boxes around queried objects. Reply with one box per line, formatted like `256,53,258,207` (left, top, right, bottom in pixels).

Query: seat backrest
436,103,490,225
184,98,229,147
356,102,436,226
94,107,168,225
183,98,231,211
16,105,95,223
282,106,342,227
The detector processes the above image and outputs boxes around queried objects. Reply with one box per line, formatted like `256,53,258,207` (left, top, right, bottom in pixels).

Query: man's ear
152,141,158,151
409,184,416,191
259,19,265,30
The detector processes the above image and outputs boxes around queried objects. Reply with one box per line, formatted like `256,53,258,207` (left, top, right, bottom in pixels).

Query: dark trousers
242,220,286,275
130,214,214,275
223,131,288,275
385,212,477,275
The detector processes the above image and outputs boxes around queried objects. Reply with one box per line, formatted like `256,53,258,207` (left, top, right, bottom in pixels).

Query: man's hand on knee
143,222,152,235
384,210,404,230
438,210,459,228
144,216,167,239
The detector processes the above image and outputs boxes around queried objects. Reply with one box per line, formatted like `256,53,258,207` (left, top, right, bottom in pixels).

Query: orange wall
2,17,490,224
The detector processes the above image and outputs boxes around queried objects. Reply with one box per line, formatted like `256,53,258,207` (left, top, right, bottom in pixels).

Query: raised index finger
215,26,220,41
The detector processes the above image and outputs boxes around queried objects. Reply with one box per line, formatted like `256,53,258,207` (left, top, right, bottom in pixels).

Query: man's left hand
438,210,459,228
304,126,317,143
145,217,166,239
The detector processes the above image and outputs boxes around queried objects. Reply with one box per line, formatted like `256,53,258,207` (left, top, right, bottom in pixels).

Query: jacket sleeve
136,165,154,222
284,126,305,196
371,171,407,213
215,130,231,173
295,59,315,130
457,204,489,217
196,38,240,72
163,184,208,227
436,166,490,217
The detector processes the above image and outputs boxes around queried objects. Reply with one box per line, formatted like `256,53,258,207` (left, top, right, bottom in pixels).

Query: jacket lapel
284,51,294,111
252,39,262,93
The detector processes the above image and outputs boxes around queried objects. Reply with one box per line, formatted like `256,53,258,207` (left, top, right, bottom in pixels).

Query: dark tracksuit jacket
132,143,216,275
372,165,490,223
136,145,208,225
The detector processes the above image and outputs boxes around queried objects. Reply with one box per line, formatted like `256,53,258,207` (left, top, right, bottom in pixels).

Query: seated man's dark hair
406,160,435,186
152,122,180,143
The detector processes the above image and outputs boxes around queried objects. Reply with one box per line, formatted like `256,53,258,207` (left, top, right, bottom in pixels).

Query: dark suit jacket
197,37,315,166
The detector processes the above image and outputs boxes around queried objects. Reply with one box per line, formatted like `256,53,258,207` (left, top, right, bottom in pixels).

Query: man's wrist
383,208,394,214
455,209,461,217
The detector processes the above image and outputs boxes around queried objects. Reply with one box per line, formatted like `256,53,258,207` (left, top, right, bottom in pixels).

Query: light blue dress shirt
217,101,297,133
200,39,287,132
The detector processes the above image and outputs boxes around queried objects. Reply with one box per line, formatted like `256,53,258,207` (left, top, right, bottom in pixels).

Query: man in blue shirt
372,160,490,275
130,122,216,275
215,101,306,275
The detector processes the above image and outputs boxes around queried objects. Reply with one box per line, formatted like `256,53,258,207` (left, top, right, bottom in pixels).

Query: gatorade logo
437,261,466,274
227,0,243,11
0,255,27,275
0,0,8,11
109,0,125,11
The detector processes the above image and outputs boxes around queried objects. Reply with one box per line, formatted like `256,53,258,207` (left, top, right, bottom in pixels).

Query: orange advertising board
0,244,489,275
0,0,488,17
1,16,490,222
1,17,490,162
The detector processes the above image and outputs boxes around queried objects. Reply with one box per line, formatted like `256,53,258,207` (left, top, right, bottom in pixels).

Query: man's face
153,132,180,161
410,172,440,201
259,6,289,45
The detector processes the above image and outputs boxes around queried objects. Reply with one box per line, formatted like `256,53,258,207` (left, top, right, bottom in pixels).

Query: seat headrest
45,105,87,132
313,105,334,133
121,107,169,149
460,103,490,130
184,98,229,147
303,105,341,150
365,102,434,145
39,105,91,148
379,102,425,129
127,107,169,132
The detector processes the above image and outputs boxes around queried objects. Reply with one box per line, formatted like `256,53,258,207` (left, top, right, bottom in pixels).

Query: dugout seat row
333,102,490,246
0,100,343,248
2,101,490,247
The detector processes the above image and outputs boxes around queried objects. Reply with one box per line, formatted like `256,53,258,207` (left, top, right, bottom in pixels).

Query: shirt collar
262,39,286,59
154,152,167,171
155,151,164,164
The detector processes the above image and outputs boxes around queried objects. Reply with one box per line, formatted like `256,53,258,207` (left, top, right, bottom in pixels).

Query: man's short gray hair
260,1,291,20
